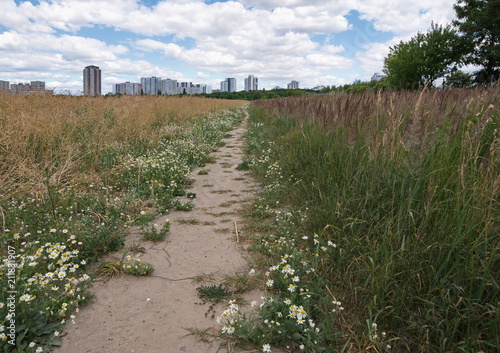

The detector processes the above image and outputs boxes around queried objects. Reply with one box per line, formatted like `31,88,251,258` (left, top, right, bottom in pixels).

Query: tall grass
245,87,498,352
0,94,244,200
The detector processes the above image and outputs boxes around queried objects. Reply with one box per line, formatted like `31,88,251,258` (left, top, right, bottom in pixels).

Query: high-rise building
287,81,299,89
140,77,162,95
83,65,101,96
221,78,236,92
114,82,142,95
0,80,10,91
160,79,178,95
244,75,258,91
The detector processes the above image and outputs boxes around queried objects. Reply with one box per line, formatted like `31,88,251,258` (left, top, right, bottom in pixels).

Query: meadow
219,87,498,352
0,94,245,352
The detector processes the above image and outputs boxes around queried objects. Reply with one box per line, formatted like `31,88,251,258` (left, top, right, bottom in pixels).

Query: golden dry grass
0,94,245,200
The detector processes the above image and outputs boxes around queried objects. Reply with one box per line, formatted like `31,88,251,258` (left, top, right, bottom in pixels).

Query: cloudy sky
0,0,458,93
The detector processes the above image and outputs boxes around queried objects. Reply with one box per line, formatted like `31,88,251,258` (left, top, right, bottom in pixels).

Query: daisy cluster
218,226,342,352
0,229,90,349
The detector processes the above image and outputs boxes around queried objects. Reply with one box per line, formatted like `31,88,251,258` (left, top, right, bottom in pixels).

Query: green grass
219,88,499,352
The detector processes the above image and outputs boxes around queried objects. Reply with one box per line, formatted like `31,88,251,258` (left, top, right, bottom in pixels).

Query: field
227,87,498,352
0,94,245,352
0,88,498,353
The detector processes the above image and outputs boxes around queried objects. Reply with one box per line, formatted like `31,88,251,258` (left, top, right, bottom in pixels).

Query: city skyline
0,1,459,94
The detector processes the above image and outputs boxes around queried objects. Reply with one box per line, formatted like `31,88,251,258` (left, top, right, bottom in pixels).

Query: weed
196,284,233,318
142,221,171,242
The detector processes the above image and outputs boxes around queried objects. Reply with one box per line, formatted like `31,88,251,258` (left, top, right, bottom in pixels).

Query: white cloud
0,0,461,91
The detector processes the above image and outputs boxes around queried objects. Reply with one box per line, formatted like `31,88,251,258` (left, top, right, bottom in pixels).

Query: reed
245,87,499,352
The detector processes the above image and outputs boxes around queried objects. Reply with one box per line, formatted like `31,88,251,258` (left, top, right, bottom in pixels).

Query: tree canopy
383,23,464,89
453,0,500,83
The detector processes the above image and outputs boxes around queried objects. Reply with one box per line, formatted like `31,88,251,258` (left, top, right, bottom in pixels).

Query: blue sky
0,0,457,93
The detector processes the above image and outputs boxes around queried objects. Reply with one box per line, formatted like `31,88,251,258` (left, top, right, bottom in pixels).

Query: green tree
453,0,500,84
383,23,464,89
444,69,473,87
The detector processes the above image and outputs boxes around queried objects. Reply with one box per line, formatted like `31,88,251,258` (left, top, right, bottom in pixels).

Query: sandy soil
55,113,263,353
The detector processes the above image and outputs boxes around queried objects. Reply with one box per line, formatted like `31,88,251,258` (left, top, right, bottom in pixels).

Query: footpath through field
55,110,261,353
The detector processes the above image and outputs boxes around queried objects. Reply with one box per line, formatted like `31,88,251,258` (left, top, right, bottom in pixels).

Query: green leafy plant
142,221,171,242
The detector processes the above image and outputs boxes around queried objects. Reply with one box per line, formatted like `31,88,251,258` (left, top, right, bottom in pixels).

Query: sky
0,0,458,94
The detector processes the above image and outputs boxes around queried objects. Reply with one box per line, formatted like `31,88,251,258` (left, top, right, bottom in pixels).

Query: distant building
311,85,326,91
140,77,162,95
287,81,299,89
244,75,258,91
371,73,386,81
7,81,52,95
83,65,102,95
221,78,237,92
161,78,178,95
196,84,212,94
0,80,10,91
31,81,45,91
114,82,142,95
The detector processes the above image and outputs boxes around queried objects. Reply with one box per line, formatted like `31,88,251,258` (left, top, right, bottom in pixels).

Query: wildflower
54,331,60,336
297,317,305,324
50,229,57,233
299,344,305,350
0,333,7,341
20,294,34,302
284,298,292,305
29,342,36,347
62,229,68,233
36,348,43,353
0,303,3,309
287,284,296,292
262,344,271,352
292,276,300,282
249,268,256,274
57,271,66,279
251,300,257,307
327,240,337,247
266,279,274,287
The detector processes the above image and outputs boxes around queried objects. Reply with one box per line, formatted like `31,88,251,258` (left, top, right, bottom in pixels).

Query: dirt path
55,112,261,353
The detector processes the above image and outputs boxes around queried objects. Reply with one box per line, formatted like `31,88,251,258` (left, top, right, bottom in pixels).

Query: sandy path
55,112,261,353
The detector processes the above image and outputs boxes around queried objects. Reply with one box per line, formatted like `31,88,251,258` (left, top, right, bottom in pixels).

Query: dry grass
0,94,245,200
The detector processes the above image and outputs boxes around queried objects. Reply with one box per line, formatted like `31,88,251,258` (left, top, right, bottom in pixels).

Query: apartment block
244,75,258,91
114,82,142,95
0,80,9,91
287,80,299,89
161,79,178,95
83,65,102,95
220,78,236,92
140,76,162,95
